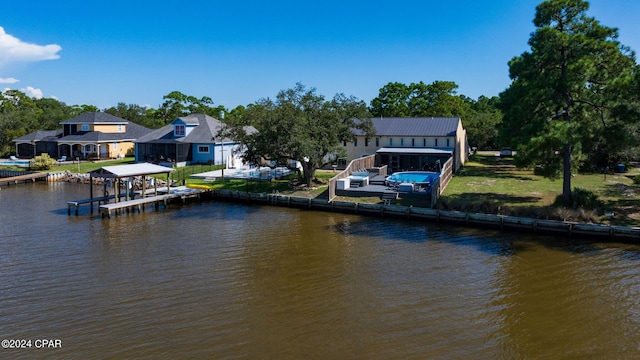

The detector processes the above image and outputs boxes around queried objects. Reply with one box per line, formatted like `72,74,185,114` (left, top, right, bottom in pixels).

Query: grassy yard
440,153,640,226
187,170,333,198
4,154,639,226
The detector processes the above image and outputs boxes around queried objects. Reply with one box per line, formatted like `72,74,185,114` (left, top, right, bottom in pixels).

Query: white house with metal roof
346,117,468,172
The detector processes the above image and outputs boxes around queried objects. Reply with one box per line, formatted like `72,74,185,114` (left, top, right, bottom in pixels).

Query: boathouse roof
90,162,174,178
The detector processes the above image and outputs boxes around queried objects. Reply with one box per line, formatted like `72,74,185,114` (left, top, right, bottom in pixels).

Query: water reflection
0,183,639,359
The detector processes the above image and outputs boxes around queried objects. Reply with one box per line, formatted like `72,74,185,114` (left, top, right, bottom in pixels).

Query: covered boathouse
68,163,175,215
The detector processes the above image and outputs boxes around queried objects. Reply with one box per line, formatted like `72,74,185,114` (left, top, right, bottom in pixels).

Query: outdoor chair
10,155,18,161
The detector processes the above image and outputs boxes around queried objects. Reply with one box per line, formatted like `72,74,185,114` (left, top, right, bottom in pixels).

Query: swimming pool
0,160,31,166
385,171,439,185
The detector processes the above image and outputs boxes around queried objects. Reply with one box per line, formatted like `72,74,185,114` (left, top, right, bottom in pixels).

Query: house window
376,138,379,147
81,124,90,131
423,139,426,147
435,139,438,147
117,124,123,133
447,138,450,147
354,138,358,146
198,145,210,153
389,138,393,146
365,138,369,147
175,125,185,136
400,138,404,146
343,141,347,146
412,138,415,147
112,142,118,150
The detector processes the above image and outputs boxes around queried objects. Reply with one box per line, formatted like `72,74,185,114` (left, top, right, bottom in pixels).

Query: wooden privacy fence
327,155,382,202
438,157,454,195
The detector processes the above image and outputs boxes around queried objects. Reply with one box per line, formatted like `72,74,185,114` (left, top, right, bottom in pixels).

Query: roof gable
175,114,203,126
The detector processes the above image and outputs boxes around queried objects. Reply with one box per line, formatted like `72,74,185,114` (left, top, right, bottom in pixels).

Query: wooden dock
98,186,205,218
99,194,171,218
67,195,116,215
67,187,175,215
0,172,48,186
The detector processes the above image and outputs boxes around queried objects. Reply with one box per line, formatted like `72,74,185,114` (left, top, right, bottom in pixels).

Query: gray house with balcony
134,113,257,167
13,112,152,159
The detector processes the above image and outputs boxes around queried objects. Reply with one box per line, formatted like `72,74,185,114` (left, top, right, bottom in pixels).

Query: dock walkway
0,172,48,186
68,195,115,215
66,187,172,215
98,186,205,218
99,194,171,218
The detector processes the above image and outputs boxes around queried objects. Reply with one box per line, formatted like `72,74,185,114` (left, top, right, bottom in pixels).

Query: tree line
2,0,638,202
0,81,500,156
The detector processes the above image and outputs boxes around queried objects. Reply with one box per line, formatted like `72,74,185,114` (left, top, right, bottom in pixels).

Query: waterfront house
134,113,257,167
13,112,152,160
345,117,468,172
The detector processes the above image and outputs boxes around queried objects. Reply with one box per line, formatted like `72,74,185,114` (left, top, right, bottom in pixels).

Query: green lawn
5,154,639,226
440,153,640,226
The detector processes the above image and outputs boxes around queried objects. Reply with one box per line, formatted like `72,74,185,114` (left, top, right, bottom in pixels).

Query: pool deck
190,169,431,199
191,167,293,181
337,174,431,198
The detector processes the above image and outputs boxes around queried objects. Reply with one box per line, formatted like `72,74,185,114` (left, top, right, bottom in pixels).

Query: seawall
211,189,640,242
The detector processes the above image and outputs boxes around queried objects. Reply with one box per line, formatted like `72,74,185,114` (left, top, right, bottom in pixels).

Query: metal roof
376,147,453,155
353,117,461,137
90,162,174,178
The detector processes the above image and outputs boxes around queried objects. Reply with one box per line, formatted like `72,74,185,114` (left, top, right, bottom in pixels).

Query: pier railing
0,170,48,186
1,170,34,178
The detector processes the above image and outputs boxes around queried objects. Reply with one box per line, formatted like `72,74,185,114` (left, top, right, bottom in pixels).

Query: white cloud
21,86,43,99
0,77,19,83
0,26,62,67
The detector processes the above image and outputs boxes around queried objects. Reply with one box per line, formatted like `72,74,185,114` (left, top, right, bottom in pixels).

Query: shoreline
210,189,640,242
4,169,639,242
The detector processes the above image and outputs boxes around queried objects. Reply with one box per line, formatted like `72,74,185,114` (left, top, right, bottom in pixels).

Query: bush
554,187,602,209
30,153,56,170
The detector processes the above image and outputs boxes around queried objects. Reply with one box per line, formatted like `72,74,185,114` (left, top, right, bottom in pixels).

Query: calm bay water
1,182,639,359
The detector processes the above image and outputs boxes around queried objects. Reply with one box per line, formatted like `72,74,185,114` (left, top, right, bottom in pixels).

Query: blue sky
1,0,639,110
